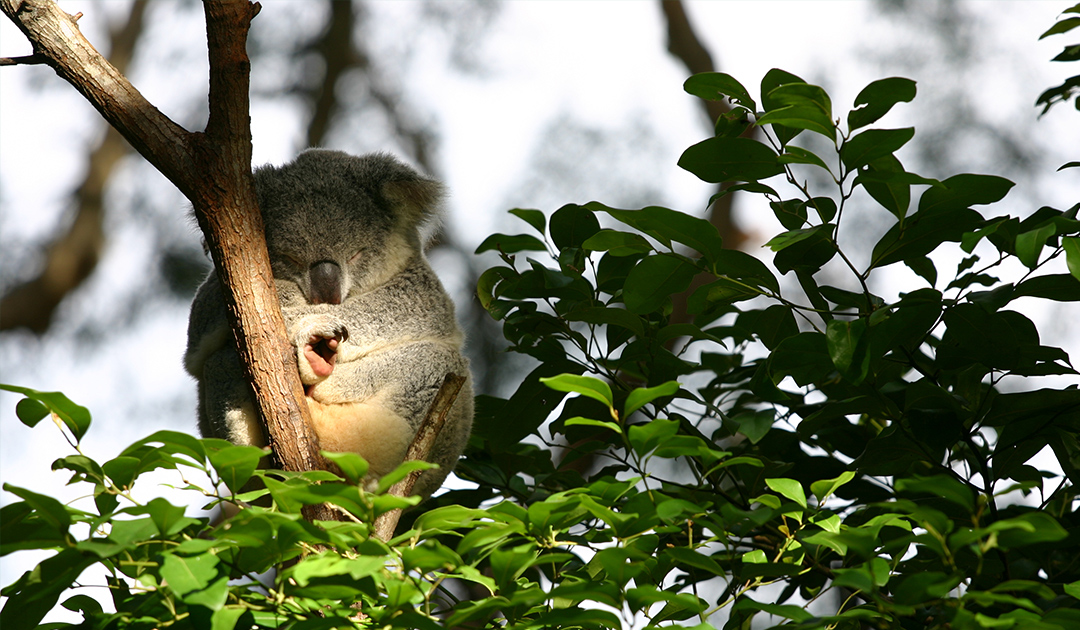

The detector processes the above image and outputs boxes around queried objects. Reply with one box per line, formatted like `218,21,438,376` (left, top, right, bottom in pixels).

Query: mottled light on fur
184,150,474,499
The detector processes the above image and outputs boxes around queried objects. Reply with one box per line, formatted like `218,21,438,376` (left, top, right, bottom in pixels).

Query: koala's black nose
309,261,343,305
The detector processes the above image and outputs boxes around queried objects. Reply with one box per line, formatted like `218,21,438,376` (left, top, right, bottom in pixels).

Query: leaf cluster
4,61,1080,630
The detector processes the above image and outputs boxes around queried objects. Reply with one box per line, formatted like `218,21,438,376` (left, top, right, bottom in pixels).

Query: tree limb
372,372,467,542
1,0,337,522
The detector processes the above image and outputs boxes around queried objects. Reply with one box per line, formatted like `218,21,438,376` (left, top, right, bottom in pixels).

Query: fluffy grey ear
383,176,446,245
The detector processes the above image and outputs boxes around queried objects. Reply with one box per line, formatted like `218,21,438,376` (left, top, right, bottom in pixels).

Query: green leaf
733,410,774,444
841,127,915,171
596,204,724,263
3,485,71,534
627,418,680,457
810,471,856,504
678,136,784,183
687,276,760,310
826,317,871,383
322,451,370,485
768,224,837,275
0,385,92,442
208,445,266,495
1014,273,1080,302
918,173,1014,216
13,398,48,426
778,146,833,174
0,548,96,630
770,332,835,386
623,254,699,314
848,77,917,130
896,475,975,512
564,305,645,337
770,199,808,230
581,229,653,256
852,424,934,475
760,68,809,146
474,233,547,255
766,478,808,508
992,512,1068,549
870,204,984,270
758,82,836,139
1040,16,1080,39
549,203,601,249
737,304,799,350
684,72,756,110
624,381,680,418
712,249,781,292
854,155,940,221
509,208,547,235
539,374,614,410
1015,222,1058,268
564,416,622,434
161,552,220,597
1064,237,1080,281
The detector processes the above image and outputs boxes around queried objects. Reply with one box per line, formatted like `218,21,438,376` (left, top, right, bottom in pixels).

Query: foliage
1037,3,1080,118
4,54,1080,630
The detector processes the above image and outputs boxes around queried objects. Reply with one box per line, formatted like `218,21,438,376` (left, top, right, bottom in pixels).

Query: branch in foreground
372,373,468,542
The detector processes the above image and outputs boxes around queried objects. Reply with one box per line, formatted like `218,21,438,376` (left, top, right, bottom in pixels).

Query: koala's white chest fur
306,395,413,482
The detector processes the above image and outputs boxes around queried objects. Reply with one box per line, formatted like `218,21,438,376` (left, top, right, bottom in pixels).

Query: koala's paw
293,315,350,382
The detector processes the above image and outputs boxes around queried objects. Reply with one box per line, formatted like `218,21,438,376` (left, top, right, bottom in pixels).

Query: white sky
1,0,1078,621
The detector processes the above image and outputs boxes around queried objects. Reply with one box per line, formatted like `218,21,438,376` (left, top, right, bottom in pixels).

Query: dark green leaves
550,204,601,249
1,384,91,443
679,136,784,183
758,82,836,139
841,127,914,171
593,204,724,262
848,77,917,130
623,254,698,314
683,72,756,111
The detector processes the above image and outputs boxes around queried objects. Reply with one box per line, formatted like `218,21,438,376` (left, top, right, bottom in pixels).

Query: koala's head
253,150,444,307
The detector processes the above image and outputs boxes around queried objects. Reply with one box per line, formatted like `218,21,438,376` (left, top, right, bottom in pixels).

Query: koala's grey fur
184,150,474,499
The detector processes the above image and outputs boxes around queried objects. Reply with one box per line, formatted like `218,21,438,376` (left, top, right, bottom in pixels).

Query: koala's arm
298,321,474,496
184,274,262,446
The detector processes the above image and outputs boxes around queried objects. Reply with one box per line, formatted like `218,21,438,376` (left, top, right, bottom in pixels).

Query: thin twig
0,54,47,65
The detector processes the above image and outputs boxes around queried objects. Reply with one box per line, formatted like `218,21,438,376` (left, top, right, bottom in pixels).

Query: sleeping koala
184,150,473,499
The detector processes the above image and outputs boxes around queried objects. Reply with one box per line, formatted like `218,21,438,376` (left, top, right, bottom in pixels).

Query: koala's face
252,151,442,307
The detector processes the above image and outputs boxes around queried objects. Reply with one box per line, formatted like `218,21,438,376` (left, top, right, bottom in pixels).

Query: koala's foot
293,315,349,382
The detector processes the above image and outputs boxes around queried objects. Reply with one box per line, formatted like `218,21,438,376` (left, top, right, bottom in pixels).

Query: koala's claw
296,318,349,380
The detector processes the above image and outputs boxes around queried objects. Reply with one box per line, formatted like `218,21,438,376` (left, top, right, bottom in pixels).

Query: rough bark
1,0,337,522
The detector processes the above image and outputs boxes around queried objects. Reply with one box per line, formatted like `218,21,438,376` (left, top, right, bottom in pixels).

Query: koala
184,150,473,499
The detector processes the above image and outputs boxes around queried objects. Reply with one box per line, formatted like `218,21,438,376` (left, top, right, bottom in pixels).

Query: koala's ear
382,176,446,239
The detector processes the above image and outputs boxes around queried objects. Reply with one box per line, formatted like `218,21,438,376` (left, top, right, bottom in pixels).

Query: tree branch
2,0,336,522
372,373,467,542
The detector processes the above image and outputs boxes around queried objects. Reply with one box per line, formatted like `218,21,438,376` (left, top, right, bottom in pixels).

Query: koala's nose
309,260,343,305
